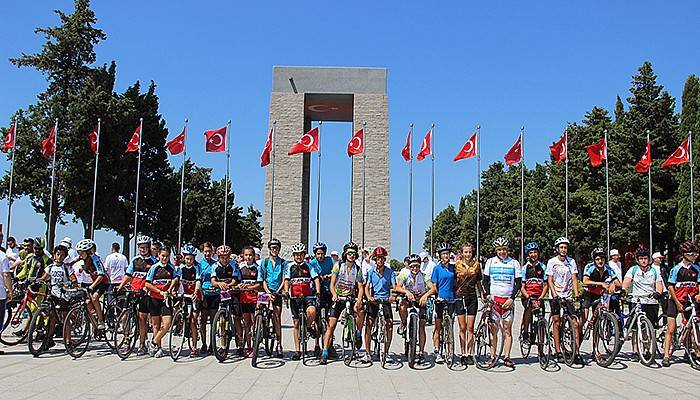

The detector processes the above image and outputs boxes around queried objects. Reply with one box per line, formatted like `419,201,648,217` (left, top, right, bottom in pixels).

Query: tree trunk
122,234,130,259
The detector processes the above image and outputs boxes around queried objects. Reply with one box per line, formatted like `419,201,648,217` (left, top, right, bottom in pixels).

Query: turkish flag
454,132,478,161
416,129,432,161
125,123,141,153
549,133,567,165
41,126,56,158
585,138,607,167
205,126,227,153
2,123,15,153
260,127,273,167
88,128,98,154
347,128,364,157
401,130,412,161
288,127,319,155
635,139,652,173
662,138,689,168
504,134,522,166
166,128,186,155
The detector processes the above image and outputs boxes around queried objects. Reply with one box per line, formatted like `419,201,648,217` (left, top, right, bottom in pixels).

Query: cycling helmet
53,244,69,255
343,241,359,254
679,240,698,254
153,240,164,249
216,245,232,257
312,242,327,253
554,237,570,247
34,236,46,249
181,244,198,256
635,247,650,259
372,246,388,258
524,241,540,253
436,243,452,253
268,238,282,249
76,238,95,252
290,242,306,254
493,237,509,248
590,247,606,259
136,235,152,246
408,254,421,264
403,256,410,263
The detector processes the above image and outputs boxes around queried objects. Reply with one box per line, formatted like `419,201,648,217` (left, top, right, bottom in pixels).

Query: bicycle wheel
407,313,418,369
63,305,91,359
475,320,503,370
27,309,50,357
168,309,187,361
251,312,264,367
537,319,551,370
264,312,275,357
560,316,578,367
682,319,700,370
636,315,656,367
212,308,231,362
300,312,308,362
519,325,532,359
0,301,29,346
114,308,138,360
444,314,455,369
593,312,620,367
342,315,355,366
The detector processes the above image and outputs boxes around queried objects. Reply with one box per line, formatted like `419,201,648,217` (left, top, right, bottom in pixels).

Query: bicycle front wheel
636,315,656,367
212,308,231,362
443,314,455,369
593,312,620,368
27,309,50,357
114,308,137,360
407,313,418,369
536,318,551,370
168,309,187,361
63,305,91,359
475,319,502,370
342,315,356,366
683,318,700,370
560,316,578,367
251,312,264,367
0,301,28,346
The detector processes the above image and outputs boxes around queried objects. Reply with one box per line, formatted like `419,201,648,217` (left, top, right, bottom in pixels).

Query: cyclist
483,237,522,368
198,242,218,355
546,237,580,364
397,256,412,336
454,242,483,365
364,246,395,363
662,240,700,367
258,238,287,358
397,253,429,364
582,247,621,362
118,235,157,355
179,244,202,357
211,245,242,355
16,237,50,283
420,243,455,364
285,242,321,361
309,242,335,356
76,238,108,331
520,241,548,347
39,244,77,350
145,245,180,358
238,245,261,356
320,241,365,365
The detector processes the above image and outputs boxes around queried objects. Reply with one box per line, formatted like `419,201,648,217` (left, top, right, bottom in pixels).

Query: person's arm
572,273,579,298
420,281,436,306
622,276,632,292
547,275,557,298
2,271,12,301
329,273,338,300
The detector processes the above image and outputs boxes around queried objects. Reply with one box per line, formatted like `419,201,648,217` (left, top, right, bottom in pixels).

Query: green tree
675,74,700,244
423,204,460,252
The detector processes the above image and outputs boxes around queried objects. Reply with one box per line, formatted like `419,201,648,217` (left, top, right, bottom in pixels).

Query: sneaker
466,355,475,365
435,352,444,364
361,352,371,363
275,348,283,358
199,344,208,354
148,342,157,357
246,349,254,358
320,349,329,365
291,351,301,361
521,332,530,345
97,323,106,331
236,348,245,357
417,352,425,364
662,357,671,367
460,354,469,365
46,339,56,349
190,349,199,358
154,347,163,358
328,346,338,359
504,357,515,368
630,353,640,362
397,324,405,336
137,346,148,356
574,355,584,365
556,352,564,363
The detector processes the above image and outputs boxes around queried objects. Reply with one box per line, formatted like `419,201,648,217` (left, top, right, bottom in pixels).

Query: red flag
635,139,652,173
2,123,15,153
549,133,567,165
40,126,56,158
454,132,478,161
401,130,412,161
416,130,432,161
288,127,319,155
585,138,607,167
347,128,364,157
260,127,273,167
662,138,690,168
504,134,522,166
166,128,186,155
88,128,98,154
204,126,227,153
125,123,141,153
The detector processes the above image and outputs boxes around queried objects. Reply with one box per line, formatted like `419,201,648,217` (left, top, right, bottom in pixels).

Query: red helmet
372,246,388,258
679,240,699,255
216,245,232,257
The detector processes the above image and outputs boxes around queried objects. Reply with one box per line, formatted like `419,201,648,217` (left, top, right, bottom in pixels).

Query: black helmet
635,247,651,259
436,243,452,253
343,241,359,255
408,254,421,264
268,238,281,249
679,240,698,255
590,247,606,259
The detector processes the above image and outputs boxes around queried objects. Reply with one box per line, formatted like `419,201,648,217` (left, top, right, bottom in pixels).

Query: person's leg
466,315,476,356
323,318,338,350
384,303,393,350
663,316,676,359
91,292,104,325
502,318,513,358
521,304,532,342
398,299,407,331
191,311,199,350
551,315,561,353
364,305,375,355
457,314,467,354
243,312,253,349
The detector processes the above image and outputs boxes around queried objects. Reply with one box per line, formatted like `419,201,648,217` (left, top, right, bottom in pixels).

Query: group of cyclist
1,231,699,370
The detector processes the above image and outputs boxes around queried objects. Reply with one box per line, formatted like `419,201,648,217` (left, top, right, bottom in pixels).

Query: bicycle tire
64,305,91,359
519,325,532,359
212,308,231,362
593,312,619,367
378,314,387,367
114,308,138,360
537,318,551,370
407,313,418,369
27,308,50,357
342,314,355,366
444,313,455,369
264,311,274,357
168,309,187,361
252,312,264,367
0,301,28,346
635,315,656,366
683,319,700,370
475,319,503,370
300,311,308,362
560,316,578,367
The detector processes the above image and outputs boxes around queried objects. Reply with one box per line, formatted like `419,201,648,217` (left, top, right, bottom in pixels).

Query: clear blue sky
1,1,699,257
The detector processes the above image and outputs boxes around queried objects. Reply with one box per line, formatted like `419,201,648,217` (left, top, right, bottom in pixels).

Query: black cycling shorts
240,303,256,314
455,295,478,316
137,295,150,314
666,301,699,321
435,301,456,320
200,294,220,311
367,301,393,321
290,297,316,320
550,299,576,317
148,297,173,317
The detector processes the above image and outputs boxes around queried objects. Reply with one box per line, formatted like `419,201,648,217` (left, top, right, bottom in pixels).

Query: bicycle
368,299,391,367
292,295,319,363
403,299,422,368
62,287,114,358
0,281,47,346
113,290,148,360
580,291,620,367
251,292,278,367
607,294,657,367
549,297,580,367
337,296,361,366
425,296,435,325
433,298,455,369
673,301,700,369
519,298,551,370
474,298,503,370
211,289,240,362
168,293,198,361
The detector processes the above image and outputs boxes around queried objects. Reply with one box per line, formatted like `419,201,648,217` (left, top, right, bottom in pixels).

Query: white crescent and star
308,105,340,113
463,140,474,155
209,132,223,148
300,133,315,148
676,145,687,159
89,132,98,145
350,136,362,151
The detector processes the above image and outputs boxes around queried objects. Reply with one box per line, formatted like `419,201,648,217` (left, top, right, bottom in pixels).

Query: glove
652,292,662,300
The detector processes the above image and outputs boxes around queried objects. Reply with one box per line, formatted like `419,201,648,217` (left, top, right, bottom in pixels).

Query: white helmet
493,237,510,248
76,239,95,252
136,235,152,246
553,237,570,247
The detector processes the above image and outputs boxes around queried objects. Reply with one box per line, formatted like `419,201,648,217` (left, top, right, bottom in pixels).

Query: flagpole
133,118,143,256
362,121,367,249
223,120,231,246
690,130,695,240
6,118,17,242
604,129,610,256
177,119,188,253
90,119,101,240
647,131,652,251
269,120,276,242
47,118,59,248
408,124,414,255
431,123,435,257
350,129,354,243
565,132,569,238
476,125,481,262
316,121,322,244
520,126,525,266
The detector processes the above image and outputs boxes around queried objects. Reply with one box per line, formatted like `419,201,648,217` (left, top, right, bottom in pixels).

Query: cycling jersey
431,262,456,301
126,255,157,291
309,256,334,293
16,253,50,282
82,254,106,282
239,263,259,303
484,256,522,298
454,259,481,297
47,263,74,299
199,258,218,295
332,262,363,297
398,270,429,297
583,262,617,296
624,264,662,304
366,266,396,301
258,257,287,292
213,261,241,286
546,256,577,298
179,263,201,295
146,262,180,299
668,262,700,303
286,262,318,298
522,260,546,297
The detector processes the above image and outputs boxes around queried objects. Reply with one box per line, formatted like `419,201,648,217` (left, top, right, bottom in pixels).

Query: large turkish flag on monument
288,127,319,155
205,126,227,153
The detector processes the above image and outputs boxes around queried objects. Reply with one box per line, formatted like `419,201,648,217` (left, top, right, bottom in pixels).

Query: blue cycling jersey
366,266,396,301
431,262,455,301
200,257,218,295
309,256,334,293
258,257,287,292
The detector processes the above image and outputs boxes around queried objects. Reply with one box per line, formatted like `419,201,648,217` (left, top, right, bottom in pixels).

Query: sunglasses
684,252,699,258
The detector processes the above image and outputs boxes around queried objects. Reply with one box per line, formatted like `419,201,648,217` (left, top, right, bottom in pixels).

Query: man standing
104,242,128,302
5,236,19,266
330,251,340,264
60,237,80,267
609,249,622,279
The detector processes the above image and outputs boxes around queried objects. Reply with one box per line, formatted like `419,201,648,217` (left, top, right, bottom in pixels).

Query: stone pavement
1,305,699,400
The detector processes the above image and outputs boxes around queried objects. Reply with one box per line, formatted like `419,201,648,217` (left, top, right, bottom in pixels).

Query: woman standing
454,243,482,365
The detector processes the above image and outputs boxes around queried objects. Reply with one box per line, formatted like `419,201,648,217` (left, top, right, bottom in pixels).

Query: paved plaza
1,307,699,400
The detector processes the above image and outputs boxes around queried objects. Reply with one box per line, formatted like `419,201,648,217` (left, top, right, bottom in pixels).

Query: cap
330,250,339,256
419,251,428,260
652,252,663,260
254,247,261,256
62,237,72,245
610,249,620,256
